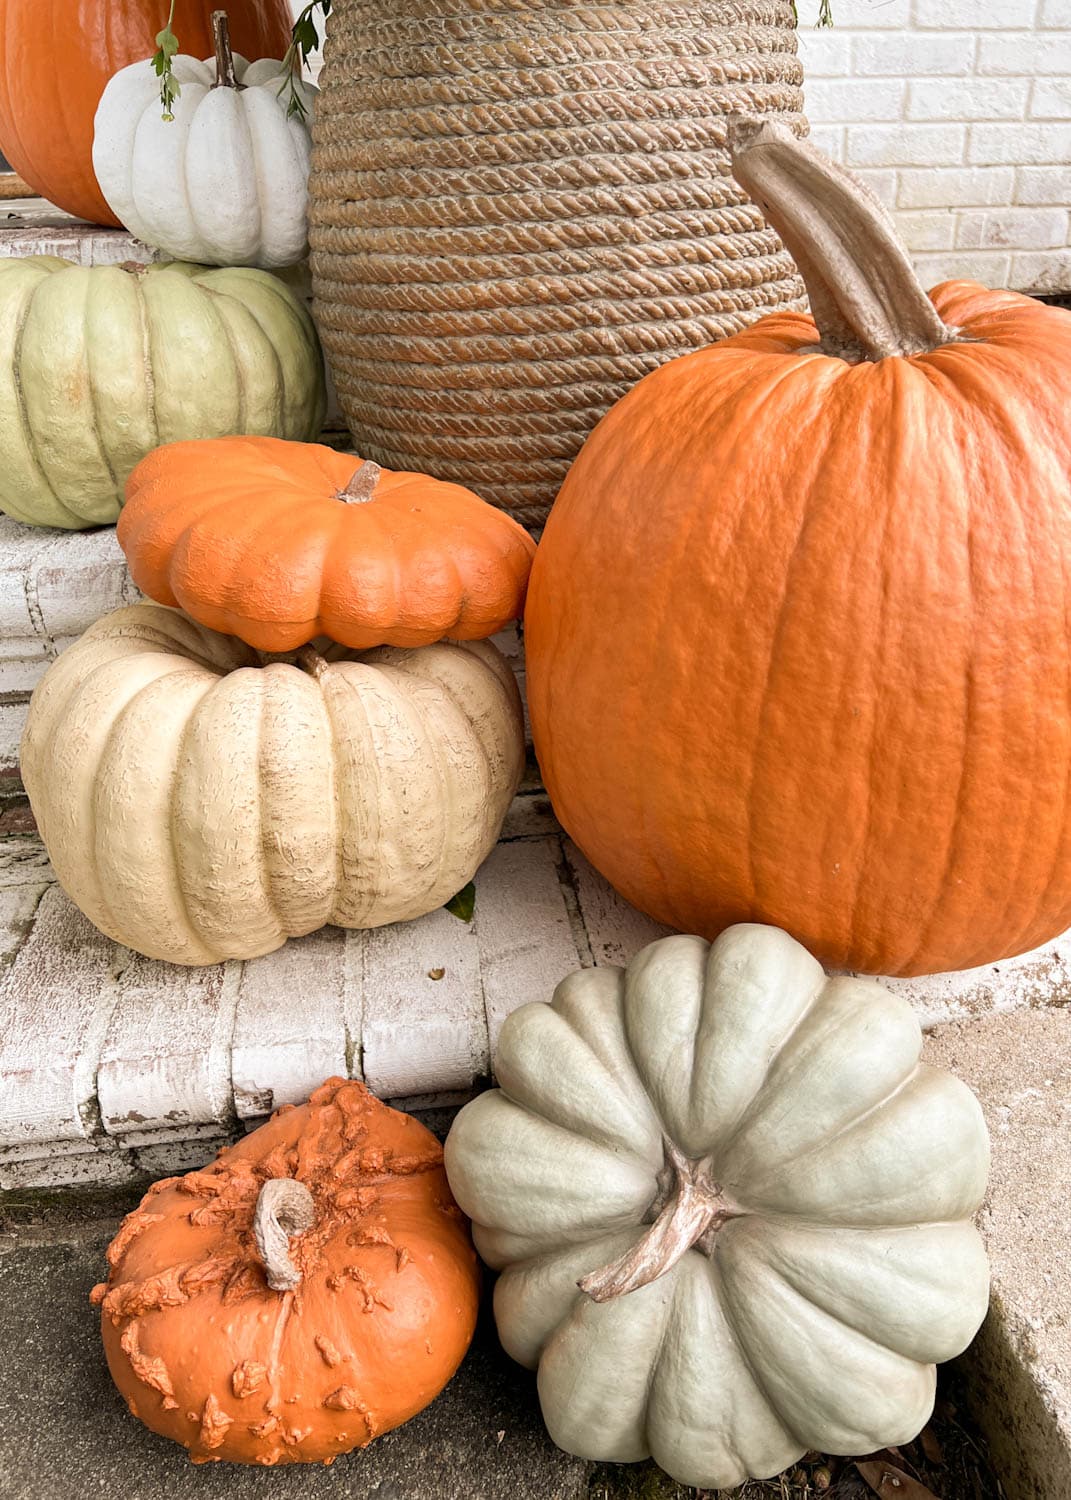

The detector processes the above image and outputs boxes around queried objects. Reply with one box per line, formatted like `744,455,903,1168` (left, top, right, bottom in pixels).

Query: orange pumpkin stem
339,460,383,505
578,1139,744,1302
729,118,955,363
252,1177,316,1292
211,11,245,92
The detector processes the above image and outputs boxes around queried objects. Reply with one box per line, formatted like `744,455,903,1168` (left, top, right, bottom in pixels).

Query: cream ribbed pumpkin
444,925,991,1490
21,605,524,964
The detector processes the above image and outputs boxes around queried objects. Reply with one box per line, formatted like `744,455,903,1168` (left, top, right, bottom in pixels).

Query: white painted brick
795,29,851,75
805,78,906,122
914,0,1036,25
854,167,899,209
851,33,974,76
898,165,1016,208
896,210,957,251
956,207,1069,250
977,30,1071,74
1030,77,1071,117
806,123,847,161
907,78,1030,121
846,123,967,168
1010,248,1071,289
1016,165,1071,204
826,0,911,26
1040,0,1071,25
913,250,1012,286
968,122,1071,164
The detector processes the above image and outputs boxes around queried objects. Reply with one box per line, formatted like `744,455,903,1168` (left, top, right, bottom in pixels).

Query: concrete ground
0,1192,1001,1500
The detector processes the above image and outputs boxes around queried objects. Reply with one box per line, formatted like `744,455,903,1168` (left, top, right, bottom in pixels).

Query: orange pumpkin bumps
90,1079,479,1466
118,436,537,651
526,121,1071,979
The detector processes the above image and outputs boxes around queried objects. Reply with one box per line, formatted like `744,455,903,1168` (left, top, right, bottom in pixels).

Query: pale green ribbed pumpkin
444,925,991,1491
0,257,325,529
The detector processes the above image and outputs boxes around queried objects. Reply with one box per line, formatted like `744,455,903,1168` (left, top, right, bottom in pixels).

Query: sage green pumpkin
0,256,326,529
444,925,991,1490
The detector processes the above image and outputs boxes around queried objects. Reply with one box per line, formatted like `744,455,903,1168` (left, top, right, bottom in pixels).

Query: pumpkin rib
7,272,78,527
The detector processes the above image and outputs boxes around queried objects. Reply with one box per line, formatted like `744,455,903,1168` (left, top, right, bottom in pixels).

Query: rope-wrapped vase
310,0,807,527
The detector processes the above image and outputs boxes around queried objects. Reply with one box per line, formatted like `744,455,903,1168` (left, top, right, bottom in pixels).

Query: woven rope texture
310,0,807,527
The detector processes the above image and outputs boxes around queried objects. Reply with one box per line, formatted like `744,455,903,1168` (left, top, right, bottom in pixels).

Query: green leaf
444,882,476,923
152,0,180,120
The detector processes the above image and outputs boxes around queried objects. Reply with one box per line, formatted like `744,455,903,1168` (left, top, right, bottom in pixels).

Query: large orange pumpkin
0,0,293,225
525,120,1071,980
119,436,537,650
90,1079,480,1465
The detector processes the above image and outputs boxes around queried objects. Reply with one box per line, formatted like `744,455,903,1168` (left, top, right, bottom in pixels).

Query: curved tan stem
338,460,383,504
211,11,244,91
578,1141,742,1303
729,117,954,363
253,1178,316,1292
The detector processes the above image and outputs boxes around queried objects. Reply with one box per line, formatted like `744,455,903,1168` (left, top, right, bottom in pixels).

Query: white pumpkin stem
211,10,245,92
728,117,955,364
253,1178,316,1292
296,646,329,679
578,1140,742,1303
338,460,383,504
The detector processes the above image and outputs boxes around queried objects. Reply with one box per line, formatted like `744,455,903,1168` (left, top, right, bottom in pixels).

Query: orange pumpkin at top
90,1078,480,1466
0,0,294,226
525,120,1071,980
118,436,537,651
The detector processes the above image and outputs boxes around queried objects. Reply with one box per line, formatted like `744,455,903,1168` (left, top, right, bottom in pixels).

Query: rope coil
310,0,807,526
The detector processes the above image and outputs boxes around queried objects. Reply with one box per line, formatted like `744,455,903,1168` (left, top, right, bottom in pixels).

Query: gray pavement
0,1214,591,1500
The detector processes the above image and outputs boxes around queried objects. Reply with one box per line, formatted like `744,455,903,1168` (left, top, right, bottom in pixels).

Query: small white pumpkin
21,604,525,964
92,15,315,270
444,926,991,1490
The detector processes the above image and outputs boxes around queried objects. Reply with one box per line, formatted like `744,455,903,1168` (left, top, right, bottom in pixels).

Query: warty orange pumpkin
118,436,537,651
90,1078,480,1466
525,118,1071,979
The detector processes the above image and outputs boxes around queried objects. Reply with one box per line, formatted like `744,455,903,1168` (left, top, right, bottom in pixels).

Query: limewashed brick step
3,804,1071,1191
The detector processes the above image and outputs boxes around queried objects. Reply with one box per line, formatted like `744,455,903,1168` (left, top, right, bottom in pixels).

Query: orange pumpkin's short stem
210,11,245,92
296,646,329,680
253,1178,316,1292
339,460,383,505
729,118,955,363
578,1139,744,1302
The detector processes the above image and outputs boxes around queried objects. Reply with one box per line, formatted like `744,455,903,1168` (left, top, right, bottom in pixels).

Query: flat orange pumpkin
91,1078,480,1466
525,120,1071,979
118,436,537,651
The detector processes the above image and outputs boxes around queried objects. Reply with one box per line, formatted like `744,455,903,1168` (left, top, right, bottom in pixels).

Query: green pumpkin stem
729,117,955,363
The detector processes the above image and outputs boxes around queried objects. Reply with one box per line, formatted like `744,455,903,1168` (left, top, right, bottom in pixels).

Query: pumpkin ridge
10,270,83,526
723,1063,924,1205
82,270,122,496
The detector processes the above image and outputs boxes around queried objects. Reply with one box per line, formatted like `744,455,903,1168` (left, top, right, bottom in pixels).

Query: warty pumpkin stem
578,1140,742,1303
253,1177,316,1291
339,460,383,504
211,11,245,92
728,117,954,363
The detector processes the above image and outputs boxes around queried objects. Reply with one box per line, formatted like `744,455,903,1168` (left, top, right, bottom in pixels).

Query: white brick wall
799,1,1071,291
